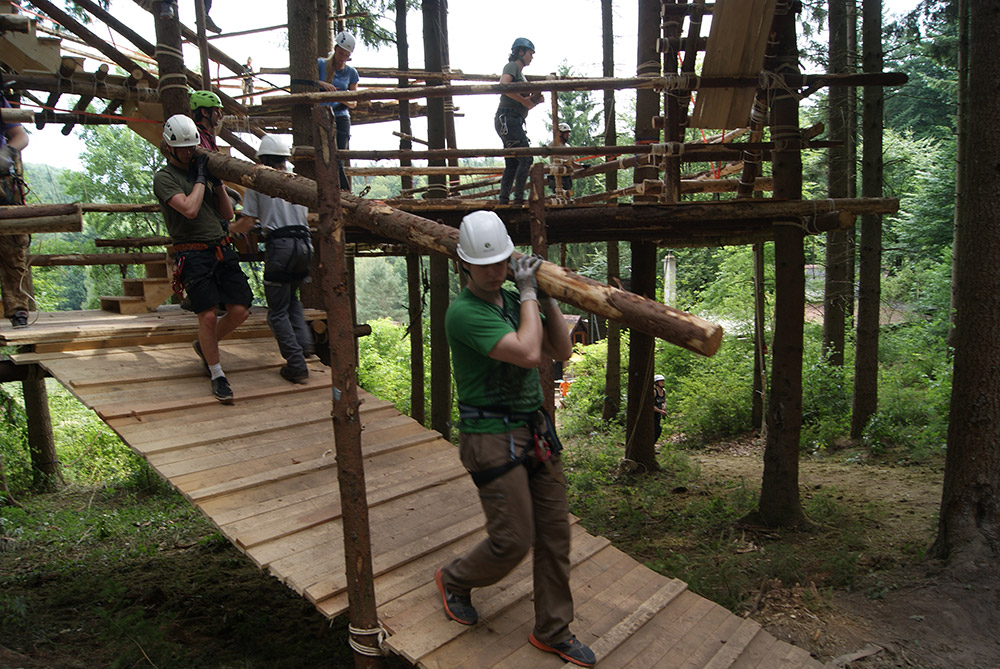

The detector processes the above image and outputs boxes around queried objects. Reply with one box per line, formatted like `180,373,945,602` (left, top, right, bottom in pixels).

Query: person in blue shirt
317,31,359,191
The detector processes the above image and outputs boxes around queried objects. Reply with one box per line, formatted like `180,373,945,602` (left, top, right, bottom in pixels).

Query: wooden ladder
99,257,175,314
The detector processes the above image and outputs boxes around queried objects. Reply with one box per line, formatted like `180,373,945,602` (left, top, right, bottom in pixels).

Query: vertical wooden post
423,0,450,440
395,0,414,194
406,252,426,424
317,0,331,58
601,0,622,423
758,1,806,527
288,0,322,310
624,0,661,471
153,0,189,119
335,0,347,34
194,0,212,89
23,366,60,491
313,106,381,669
752,242,767,434
529,164,555,417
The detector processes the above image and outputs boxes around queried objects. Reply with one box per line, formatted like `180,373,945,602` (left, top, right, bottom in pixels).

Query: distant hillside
23,162,77,205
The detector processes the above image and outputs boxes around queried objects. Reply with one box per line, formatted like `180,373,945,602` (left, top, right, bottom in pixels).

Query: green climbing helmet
189,90,223,111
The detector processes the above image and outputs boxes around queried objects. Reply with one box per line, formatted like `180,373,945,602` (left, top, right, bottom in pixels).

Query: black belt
265,226,311,241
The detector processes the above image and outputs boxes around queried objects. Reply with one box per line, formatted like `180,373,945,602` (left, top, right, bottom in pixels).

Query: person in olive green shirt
435,211,595,667
153,114,251,405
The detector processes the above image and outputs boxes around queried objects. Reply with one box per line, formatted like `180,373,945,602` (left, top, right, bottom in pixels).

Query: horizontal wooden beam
269,72,908,106
29,252,166,266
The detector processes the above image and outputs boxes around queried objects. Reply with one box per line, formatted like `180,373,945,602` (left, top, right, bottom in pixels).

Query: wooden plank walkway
5,310,823,668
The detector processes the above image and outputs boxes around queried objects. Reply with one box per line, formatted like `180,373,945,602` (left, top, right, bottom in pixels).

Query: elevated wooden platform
4,310,823,668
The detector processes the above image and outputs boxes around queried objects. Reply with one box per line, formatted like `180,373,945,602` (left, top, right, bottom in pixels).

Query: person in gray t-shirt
495,37,543,205
231,135,314,384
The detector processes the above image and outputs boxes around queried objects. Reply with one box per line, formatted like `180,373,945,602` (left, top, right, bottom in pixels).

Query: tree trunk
823,0,850,365
23,368,61,491
601,0,622,423
928,0,999,572
850,0,884,440
948,0,969,352
752,242,767,433
754,3,806,528
624,0,662,472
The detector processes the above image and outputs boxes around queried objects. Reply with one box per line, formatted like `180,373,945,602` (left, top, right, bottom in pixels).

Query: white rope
155,43,184,60
347,624,387,657
759,71,802,101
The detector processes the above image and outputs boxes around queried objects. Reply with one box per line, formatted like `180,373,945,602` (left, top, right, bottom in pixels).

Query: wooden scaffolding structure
0,0,905,665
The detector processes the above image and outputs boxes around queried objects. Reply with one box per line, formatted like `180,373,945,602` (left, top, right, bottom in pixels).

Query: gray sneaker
211,375,234,404
435,567,477,625
529,633,596,667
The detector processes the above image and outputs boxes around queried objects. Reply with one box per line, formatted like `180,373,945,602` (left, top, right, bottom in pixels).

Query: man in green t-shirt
435,211,595,667
153,114,252,405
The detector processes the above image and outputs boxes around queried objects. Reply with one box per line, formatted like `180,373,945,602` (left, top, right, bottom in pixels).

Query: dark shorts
177,246,253,314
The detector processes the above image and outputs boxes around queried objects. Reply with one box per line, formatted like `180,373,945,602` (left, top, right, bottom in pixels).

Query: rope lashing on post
347,623,387,657
651,73,700,92
650,142,685,158
769,124,801,153
157,72,189,94
758,71,803,102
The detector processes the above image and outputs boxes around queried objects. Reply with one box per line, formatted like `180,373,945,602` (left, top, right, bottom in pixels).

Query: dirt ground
689,440,1000,669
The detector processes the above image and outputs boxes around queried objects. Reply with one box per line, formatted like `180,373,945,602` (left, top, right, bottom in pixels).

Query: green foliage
355,256,409,323
357,318,418,416
800,336,854,452
560,337,627,435
665,337,754,443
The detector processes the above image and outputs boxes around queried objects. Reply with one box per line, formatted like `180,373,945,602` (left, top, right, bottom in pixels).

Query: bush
666,337,754,443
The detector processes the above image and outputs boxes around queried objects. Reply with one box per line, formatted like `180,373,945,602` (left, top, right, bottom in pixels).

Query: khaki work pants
0,232,29,316
440,425,574,645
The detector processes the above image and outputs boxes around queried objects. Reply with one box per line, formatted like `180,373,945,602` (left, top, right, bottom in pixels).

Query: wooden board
690,0,779,129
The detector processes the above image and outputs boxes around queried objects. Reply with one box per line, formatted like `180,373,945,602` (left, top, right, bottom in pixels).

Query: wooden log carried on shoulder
202,150,724,357
0,203,82,235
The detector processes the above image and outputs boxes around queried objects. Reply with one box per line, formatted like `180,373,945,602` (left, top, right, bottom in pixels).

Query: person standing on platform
547,121,575,197
496,37,543,205
231,135,314,385
317,31,359,191
652,373,667,443
434,211,595,667
241,57,254,105
154,114,252,404
0,93,31,329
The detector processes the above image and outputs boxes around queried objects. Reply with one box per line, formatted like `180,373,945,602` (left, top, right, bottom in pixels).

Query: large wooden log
0,214,82,234
0,204,82,234
204,150,724,356
29,252,165,266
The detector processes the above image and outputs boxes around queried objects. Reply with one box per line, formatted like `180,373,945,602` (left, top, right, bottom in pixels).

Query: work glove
0,145,14,175
192,152,210,185
510,254,542,303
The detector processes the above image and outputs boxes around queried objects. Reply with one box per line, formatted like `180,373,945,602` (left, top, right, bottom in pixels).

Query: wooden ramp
5,310,822,668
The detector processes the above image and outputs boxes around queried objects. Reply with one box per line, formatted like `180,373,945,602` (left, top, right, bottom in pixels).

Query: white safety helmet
558,122,571,133
653,374,665,383
257,134,291,158
333,31,356,54
456,211,515,265
162,114,199,147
